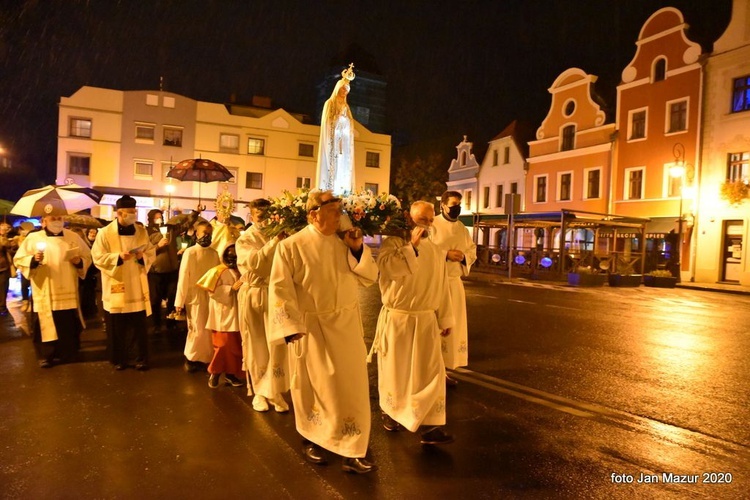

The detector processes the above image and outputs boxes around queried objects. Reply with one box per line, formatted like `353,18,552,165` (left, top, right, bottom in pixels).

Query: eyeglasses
310,197,342,211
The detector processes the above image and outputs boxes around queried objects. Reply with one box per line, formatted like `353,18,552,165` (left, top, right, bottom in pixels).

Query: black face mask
445,205,462,221
224,256,237,268
196,235,212,247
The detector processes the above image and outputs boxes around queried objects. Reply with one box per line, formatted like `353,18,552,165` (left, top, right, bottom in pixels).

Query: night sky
0,0,732,199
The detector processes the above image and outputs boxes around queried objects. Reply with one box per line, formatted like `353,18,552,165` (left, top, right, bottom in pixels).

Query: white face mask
121,213,138,226
47,221,64,234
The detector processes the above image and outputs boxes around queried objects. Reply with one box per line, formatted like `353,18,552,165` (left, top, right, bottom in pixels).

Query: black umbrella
166,158,234,209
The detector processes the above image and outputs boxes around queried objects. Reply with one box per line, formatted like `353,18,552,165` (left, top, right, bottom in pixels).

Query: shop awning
645,217,677,238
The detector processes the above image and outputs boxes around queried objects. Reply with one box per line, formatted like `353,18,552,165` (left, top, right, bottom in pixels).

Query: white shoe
252,395,269,412
270,396,289,413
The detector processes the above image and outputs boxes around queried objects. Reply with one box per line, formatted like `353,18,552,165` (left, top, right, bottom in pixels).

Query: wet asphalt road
0,281,748,499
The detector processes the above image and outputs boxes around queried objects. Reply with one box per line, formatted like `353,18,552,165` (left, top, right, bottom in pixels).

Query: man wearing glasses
268,189,378,474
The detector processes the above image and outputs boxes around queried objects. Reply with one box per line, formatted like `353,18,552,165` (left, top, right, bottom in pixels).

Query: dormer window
461,151,467,166
561,125,575,151
653,58,666,82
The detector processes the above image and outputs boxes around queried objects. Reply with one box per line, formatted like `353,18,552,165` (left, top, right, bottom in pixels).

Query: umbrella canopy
166,212,208,229
11,184,102,217
166,158,234,183
64,213,103,229
0,199,14,214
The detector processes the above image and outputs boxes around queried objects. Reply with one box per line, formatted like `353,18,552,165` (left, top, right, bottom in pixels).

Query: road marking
469,293,500,299
452,368,750,460
508,299,536,304
545,304,580,311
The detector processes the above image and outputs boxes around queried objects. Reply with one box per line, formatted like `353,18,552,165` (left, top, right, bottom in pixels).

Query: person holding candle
14,214,92,367
146,209,179,337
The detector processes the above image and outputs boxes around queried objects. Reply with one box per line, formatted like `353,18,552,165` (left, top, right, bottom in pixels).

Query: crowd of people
3,189,477,475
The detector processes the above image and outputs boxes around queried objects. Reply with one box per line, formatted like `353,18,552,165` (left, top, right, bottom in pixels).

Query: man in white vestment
175,221,219,373
14,214,91,367
236,198,289,412
316,64,356,194
430,190,477,386
268,189,378,474
372,201,455,445
92,195,155,371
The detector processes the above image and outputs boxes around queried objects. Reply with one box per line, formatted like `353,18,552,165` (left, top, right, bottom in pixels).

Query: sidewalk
465,269,750,295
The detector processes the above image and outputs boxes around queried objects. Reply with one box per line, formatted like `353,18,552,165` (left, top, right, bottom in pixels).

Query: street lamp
670,143,688,282
165,183,175,220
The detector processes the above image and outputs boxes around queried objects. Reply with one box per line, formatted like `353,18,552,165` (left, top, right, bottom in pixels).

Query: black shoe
184,360,201,373
302,443,328,465
135,363,150,371
208,373,220,389
445,374,459,388
114,364,126,371
381,412,403,432
224,374,244,387
420,427,454,445
39,359,53,369
342,457,376,474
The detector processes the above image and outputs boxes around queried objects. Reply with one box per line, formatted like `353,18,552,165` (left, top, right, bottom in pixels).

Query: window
220,134,239,153
68,155,90,175
135,161,153,177
70,118,92,138
503,146,510,164
298,143,314,157
246,172,263,189
732,75,750,113
496,185,504,208
667,100,687,133
586,169,601,199
667,168,683,198
510,182,518,194
626,168,644,200
561,125,575,151
535,176,547,203
296,177,311,189
461,151,467,166
629,110,646,140
225,167,238,185
464,190,472,209
558,172,572,201
247,138,265,155
493,150,498,166
653,58,666,82
364,182,379,194
161,162,174,180
727,152,749,182
564,100,576,117
366,151,380,168
135,124,155,141
163,127,183,147
483,186,490,209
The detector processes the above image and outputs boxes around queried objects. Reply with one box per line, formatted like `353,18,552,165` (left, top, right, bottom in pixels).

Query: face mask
196,235,212,247
445,205,462,221
416,224,431,238
47,221,64,234
121,214,137,226
224,256,237,268
154,219,163,226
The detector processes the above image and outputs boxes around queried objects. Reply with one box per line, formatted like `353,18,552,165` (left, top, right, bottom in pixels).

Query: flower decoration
262,188,311,238
341,189,406,236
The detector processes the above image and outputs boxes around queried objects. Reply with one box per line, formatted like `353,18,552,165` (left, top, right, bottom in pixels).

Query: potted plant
643,269,678,288
567,266,607,287
607,261,642,287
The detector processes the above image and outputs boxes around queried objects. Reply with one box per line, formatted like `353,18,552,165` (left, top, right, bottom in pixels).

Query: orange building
614,8,704,277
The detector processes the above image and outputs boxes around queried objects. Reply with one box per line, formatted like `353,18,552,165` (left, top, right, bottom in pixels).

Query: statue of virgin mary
316,63,356,194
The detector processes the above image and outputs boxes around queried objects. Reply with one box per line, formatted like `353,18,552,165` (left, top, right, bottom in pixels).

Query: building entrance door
721,220,744,282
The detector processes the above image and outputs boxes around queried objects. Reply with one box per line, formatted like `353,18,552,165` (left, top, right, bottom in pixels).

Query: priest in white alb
174,220,220,373
14,213,91,367
92,195,155,371
372,201,455,446
430,190,477,385
268,189,378,474
236,198,289,412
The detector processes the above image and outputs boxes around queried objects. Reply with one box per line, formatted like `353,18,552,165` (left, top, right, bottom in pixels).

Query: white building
694,0,750,285
57,86,391,222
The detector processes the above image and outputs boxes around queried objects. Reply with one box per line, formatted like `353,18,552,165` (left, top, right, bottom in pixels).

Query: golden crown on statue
341,63,355,82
